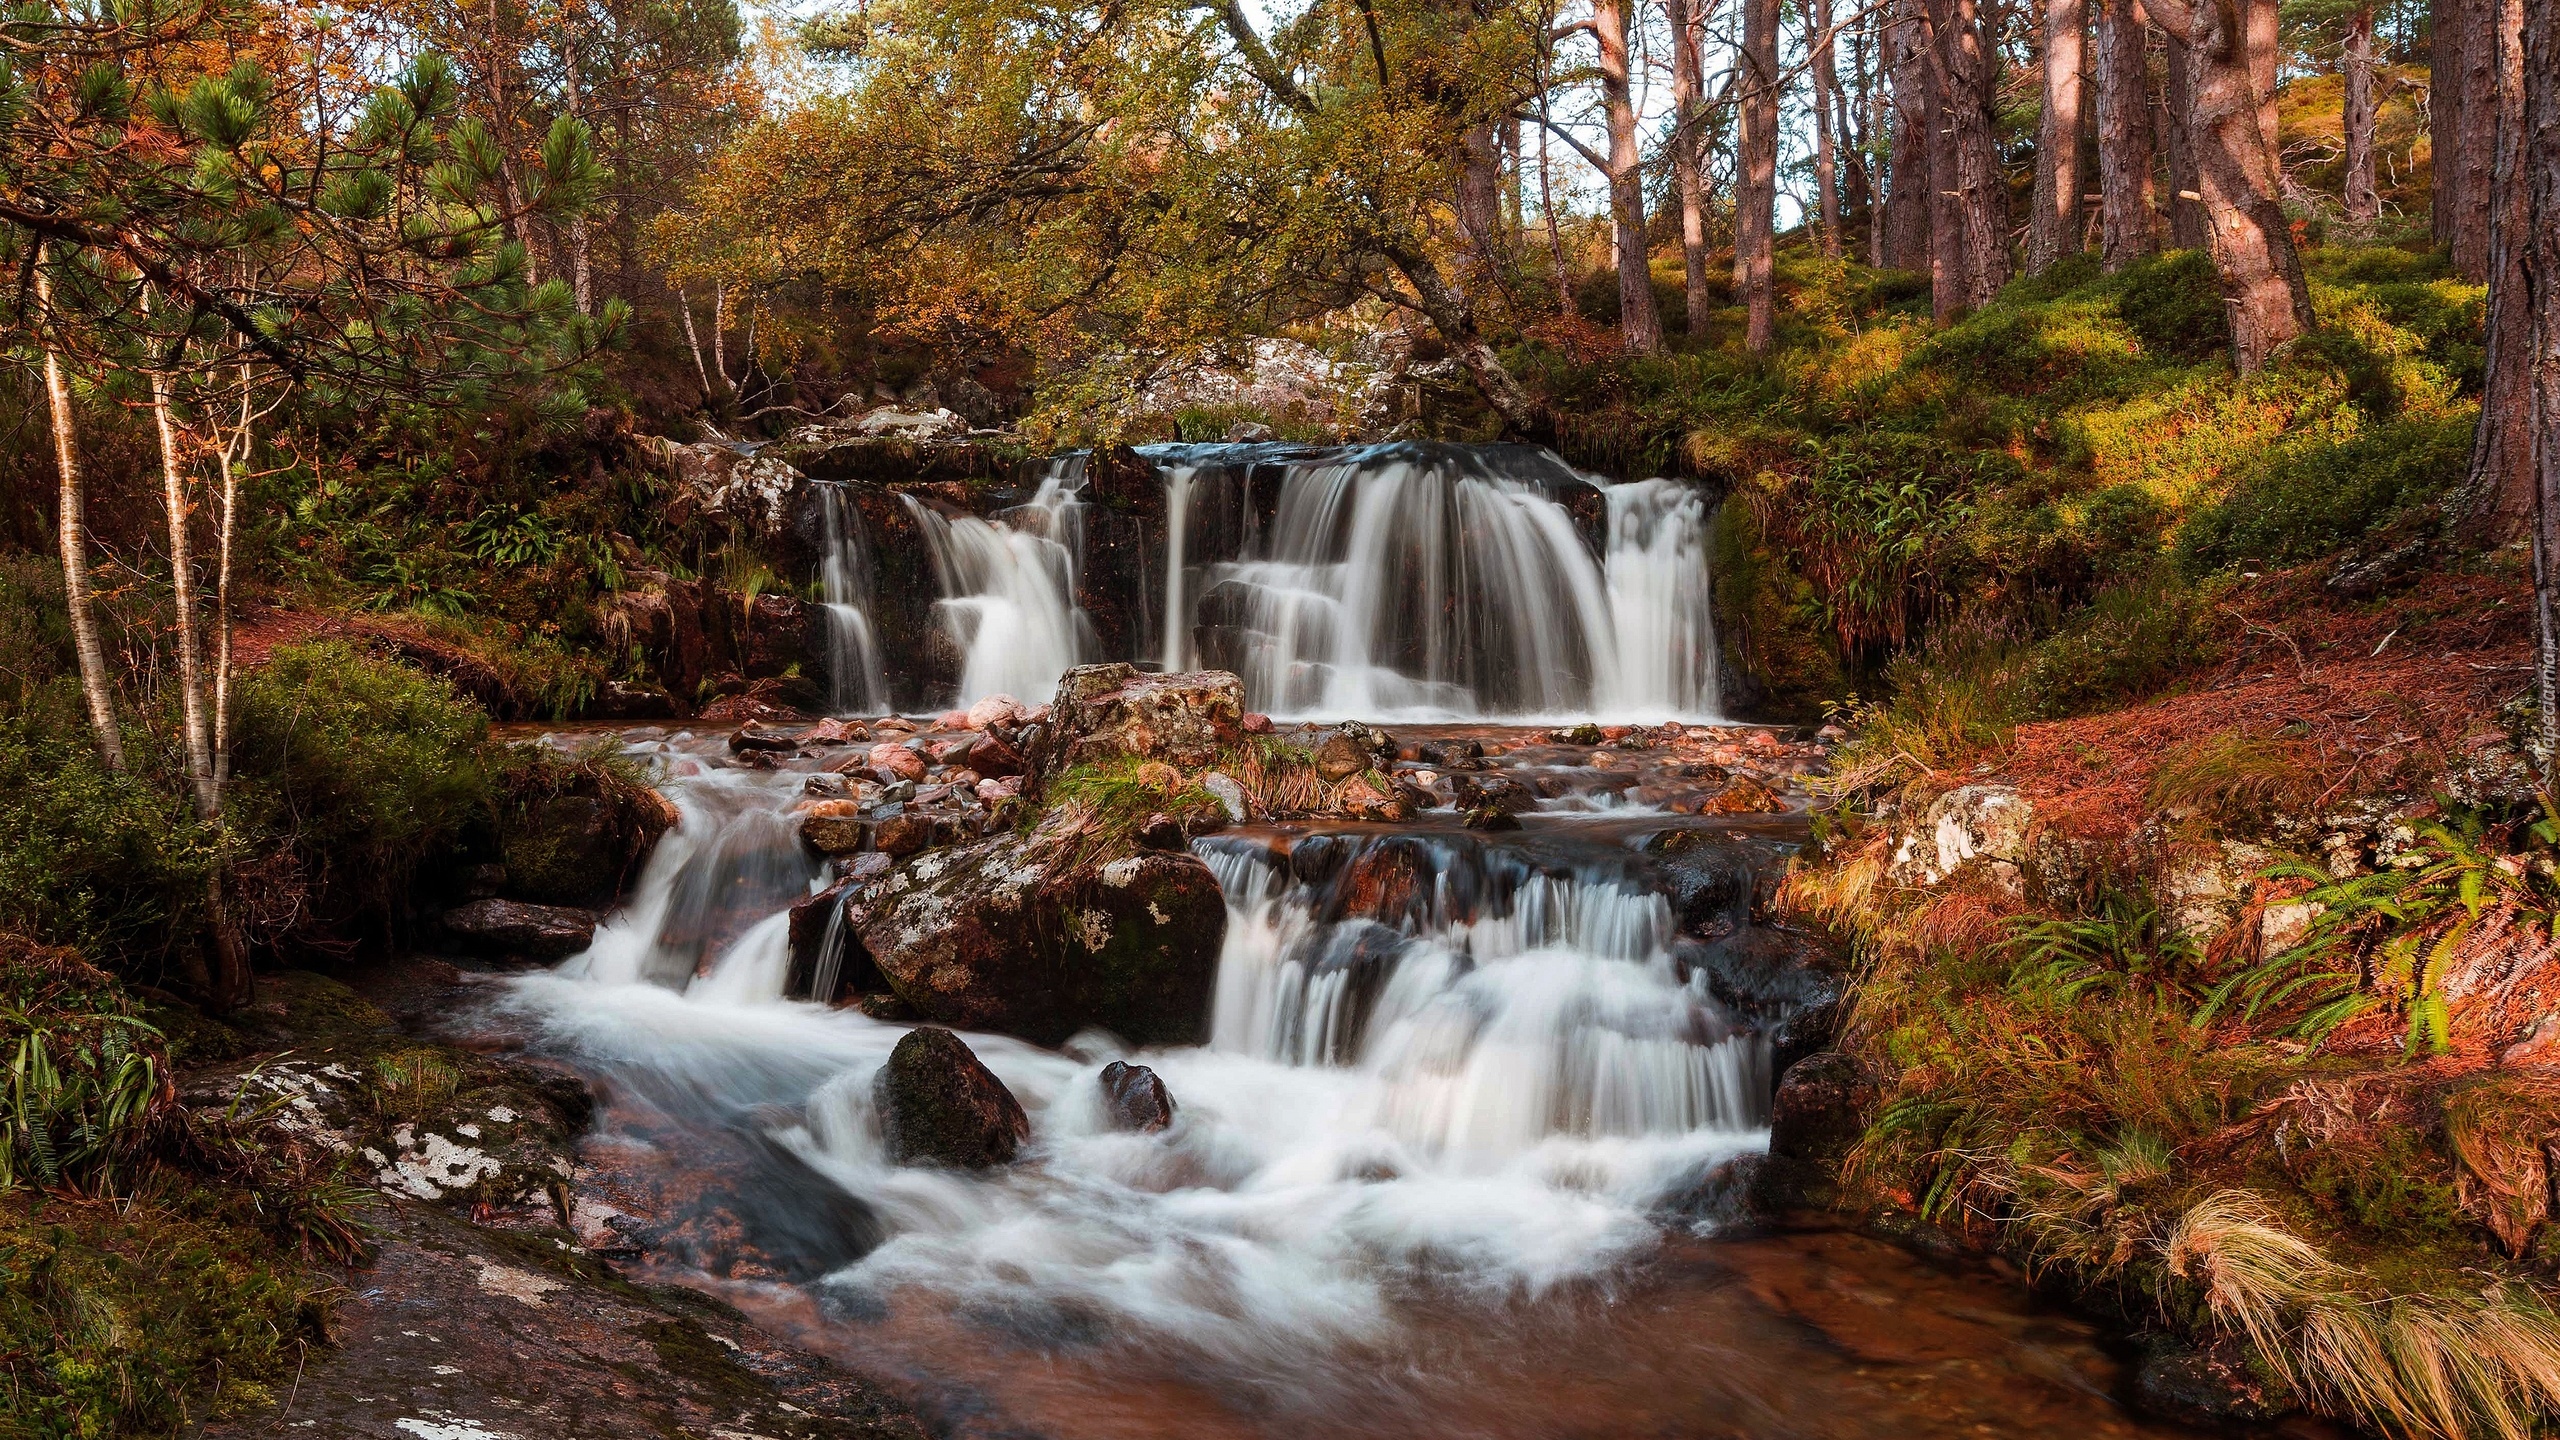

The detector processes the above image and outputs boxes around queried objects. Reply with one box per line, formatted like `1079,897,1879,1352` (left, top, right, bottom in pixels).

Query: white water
1160,446,1721,722
503,739,1767,1368
816,483,890,714
902,469,1092,707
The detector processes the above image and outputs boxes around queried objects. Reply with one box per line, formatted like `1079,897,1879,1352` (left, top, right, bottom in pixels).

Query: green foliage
2295,1127,2465,1246
1758,433,2007,659
2116,251,2231,363
0,719,221,963
228,641,494,924
2176,414,2472,574
2006,889,2206,1008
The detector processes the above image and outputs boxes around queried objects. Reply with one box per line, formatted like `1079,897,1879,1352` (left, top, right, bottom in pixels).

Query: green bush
2015,580,2210,720
228,641,494,927
2176,414,2472,574
2117,250,2230,364
0,716,220,964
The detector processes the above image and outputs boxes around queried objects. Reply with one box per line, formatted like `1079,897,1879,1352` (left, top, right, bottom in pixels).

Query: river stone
800,800,869,855
1098,1060,1176,1132
1042,663,1244,772
438,899,600,960
1200,771,1247,821
857,811,1227,1045
1313,731,1370,782
1767,1050,1877,1166
867,808,934,858
869,742,928,783
874,1028,1030,1168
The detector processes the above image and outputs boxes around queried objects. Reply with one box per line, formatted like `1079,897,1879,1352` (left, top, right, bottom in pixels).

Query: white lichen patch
485,1105,517,1124
1069,908,1113,952
394,1418,523,1440
1148,902,1170,924
1100,858,1144,888
473,1261,565,1308
379,1133,505,1199
455,1122,482,1138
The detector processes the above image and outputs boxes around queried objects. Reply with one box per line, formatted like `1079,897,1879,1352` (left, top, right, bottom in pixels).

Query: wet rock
800,799,869,855
1242,712,1274,735
1136,812,1187,850
1645,829,1755,934
2131,1336,2296,1427
870,741,928,783
966,728,1028,778
874,1028,1030,1168
1331,774,1411,821
437,899,600,960
593,679,681,720
1451,771,1536,815
1699,776,1787,815
796,716,871,746
1041,663,1245,771
1315,731,1372,783
1768,1051,1876,1168
867,808,935,858
857,814,1227,1045
965,694,1025,730
1200,771,1248,821
1098,1060,1176,1132
1462,805,1522,831
785,878,884,1002
496,770,680,907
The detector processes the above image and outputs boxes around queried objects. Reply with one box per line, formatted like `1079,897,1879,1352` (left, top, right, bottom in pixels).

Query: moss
489,743,673,905
2116,250,2231,363
2175,413,2473,575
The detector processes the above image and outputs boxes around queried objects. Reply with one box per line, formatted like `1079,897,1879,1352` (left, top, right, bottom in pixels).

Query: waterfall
1168,443,1721,721
816,483,889,714
901,468,1093,706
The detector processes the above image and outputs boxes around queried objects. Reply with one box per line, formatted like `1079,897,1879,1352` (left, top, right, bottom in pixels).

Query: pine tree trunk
2148,0,2317,369
1917,0,2010,316
1811,0,1845,258
1737,0,1784,351
1668,0,1716,332
144,309,217,822
35,253,126,773
2160,32,2214,249
1596,0,1665,353
2520,0,2558,782
2341,2,2380,220
2247,0,2281,157
1885,0,1936,270
2030,0,2089,270
2095,0,2157,267
2458,0,2533,536
2438,0,2499,278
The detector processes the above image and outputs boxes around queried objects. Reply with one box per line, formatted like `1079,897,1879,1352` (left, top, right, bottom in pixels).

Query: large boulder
1039,663,1244,773
1887,785,2035,892
874,1027,1030,1168
855,810,1227,1045
437,899,600,960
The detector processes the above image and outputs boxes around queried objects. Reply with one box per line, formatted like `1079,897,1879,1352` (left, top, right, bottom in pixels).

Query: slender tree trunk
143,299,216,822
2520,0,2558,781
1917,0,2012,315
711,284,730,388
2095,0,2159,267
1867,18,1892,263
1503,116,1525,238
2457,0,2533,535
1538,78,1577,317
1811,0,1845,258
2341,2,2379,220
2160,32,2214,249
1885,0,1936,269
2148,0,2317,369
566,46,594,312
1669,0,1716,332
2029,0,2089,269
1455,120,1507,286
678,285,714,395
1383,239,1545,435
35,253,125,773
1738,0,1784,350
1596,0,1665,353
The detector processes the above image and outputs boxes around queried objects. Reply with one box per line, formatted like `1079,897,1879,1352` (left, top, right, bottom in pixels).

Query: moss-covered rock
873,1027,1029,1168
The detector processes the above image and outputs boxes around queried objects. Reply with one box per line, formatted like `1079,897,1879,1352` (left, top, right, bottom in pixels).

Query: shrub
0,719,220,966
1752,433,2013,661
227,641,494,930
2117,250,2230,363
2176,414,2472,574
2015,579,2208,719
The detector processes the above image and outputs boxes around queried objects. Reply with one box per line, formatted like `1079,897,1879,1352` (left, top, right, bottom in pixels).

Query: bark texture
1668,0,1716,333
2523,0,2559,779
1811,0,1845,258
34,253,126,773
1916,0,2010,317
1884,0,1936,270
2340,2,2379,220
1596,0,1664,353
2029,0,2088,270
1737,0,1784,351
2436,0,2500,278
2460,0,2533,536
2094,0,2157,268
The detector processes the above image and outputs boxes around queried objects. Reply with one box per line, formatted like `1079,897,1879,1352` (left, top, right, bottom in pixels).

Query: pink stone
964,694,1023,730
869,742,927,782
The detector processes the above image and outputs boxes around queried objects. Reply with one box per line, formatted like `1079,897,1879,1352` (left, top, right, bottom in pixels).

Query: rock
437,899,600,960
1767,1051,1875,1167
796,717,870,746
1134,760,1183,792
858,815,1227,1045
1698,776,1786,815
1450,771,1536,815
1331,774,1409,821
1041,663,1245,772
2158,840,2277,942
976,776,1024,804
496,771,680,907
1136,813,1187,850
867,808,935,858
2131,1336,2295,1427
1199,771,1248,821
855,407,968,439
1645,829,1755,934
869,742,928,783
1098,1060,1176,1132
965,729,1028,777
1314,732,1371,783
785,879,883,1002
1888,785,2035,891
800,800,869,855
729,725,799,755
965,694,1024,730
1552,723,1604,746
1462,805,1522,831
1242,712,1274,735
2260,900,2324,954
593,679,681,720
873,1028,1030,1168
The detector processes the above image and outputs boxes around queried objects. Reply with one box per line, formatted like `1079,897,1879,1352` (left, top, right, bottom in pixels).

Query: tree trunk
1538,74,1577,317
35,252,126,773
1737,0,1784,350
2246,0,2280,157
2148,0,2316,369
1885,0,1936,269
1596,0,1664,353
1843,22,1879,261
2030,0,2089,269
1867,18,1892,263
1917,0,2012,316
1669,0,1716,331
2520,0,2558,782
1455,120,1506,287
2094,0,2158,267
2458,0,2533,536
2341,2,2379,220
1811,0,1845,258
1380,237,1546,437
144,304,217,822
2437,0,2499,277
566,46,595,312
2159,32,2214,249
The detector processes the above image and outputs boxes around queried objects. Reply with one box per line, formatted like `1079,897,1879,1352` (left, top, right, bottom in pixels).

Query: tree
2522,0,2559,782
2092,0,2156,268
2339,0,2379,219
1882,0,1935,269
2457,0,2532,536
1666,0,1718,332
1808,0,1845,259
1592,0,1663,353
2144,0,2315,369
1911,0,2009,317
1737,0,1782,350
2027,0,2087,271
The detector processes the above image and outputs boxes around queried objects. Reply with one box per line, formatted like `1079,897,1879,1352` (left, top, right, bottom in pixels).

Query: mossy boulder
853,810,1225,1045
874,1027,1029,1168
493,748,679,906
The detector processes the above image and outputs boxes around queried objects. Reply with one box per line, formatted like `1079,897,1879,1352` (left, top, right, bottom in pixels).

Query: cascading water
1162,443,1721,722
816,482,890,713
901,468,1094,707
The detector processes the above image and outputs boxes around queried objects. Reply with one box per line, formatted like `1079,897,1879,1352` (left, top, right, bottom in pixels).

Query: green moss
2116,250,2230,363
2176,413,2473,575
